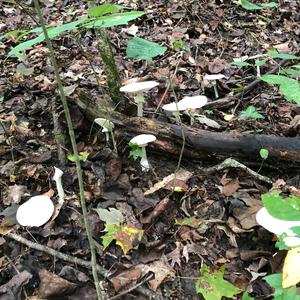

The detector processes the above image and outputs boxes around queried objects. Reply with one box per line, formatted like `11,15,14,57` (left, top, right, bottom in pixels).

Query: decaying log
72,92,300,166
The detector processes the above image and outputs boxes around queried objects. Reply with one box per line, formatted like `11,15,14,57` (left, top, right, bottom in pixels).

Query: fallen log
72,92,300,166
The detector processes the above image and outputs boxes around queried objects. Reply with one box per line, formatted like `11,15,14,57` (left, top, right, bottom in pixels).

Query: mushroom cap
203,74,225,81
162,102,187,112
130,134,156,147
94,118,114,131
178,95,208,109
16,195,54,227
120,81,159,93
256,207,300,236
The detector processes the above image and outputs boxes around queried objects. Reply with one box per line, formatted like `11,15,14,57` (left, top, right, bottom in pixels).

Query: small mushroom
162,102,186,123
256,207,300,236
94,118,117,153
120,81,159,117
130,134,156,171
203,74,225,99
178,95,208,125
53,167,64,205
16,195,55,227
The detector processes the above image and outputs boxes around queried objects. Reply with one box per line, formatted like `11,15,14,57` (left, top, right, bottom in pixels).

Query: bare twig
5,233,164,300
199,158,272,184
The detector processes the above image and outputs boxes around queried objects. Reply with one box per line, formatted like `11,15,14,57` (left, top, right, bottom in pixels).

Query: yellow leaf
224,114,234,121
115,225,144,254
282,246,300,288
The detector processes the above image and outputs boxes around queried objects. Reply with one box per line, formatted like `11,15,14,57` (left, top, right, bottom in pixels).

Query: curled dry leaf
38,269,77,298
141,198,170,224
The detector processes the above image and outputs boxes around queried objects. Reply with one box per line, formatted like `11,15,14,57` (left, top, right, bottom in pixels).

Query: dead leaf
144,169,193,196
147,257,175,291
166,242,182,267
222,177,240,197
208,57,225,73
38,269,77,298
110,264,148,292
141,198,170,224
105,158,122,180
232,206,262,229
63,84,78,96
4,185,27,205
0,271,32,300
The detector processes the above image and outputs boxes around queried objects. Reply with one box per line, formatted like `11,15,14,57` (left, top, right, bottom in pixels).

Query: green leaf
264,273,300,300
239,0,278,10
239,0,262,10
280,68,300,77
242,292,254,300
88,3,123,17
260,2,279,8
255,59,266,67
279,81,300,105
85,11,144,28
126,37,167,61
231,61,252,67
8,18,86,58
67,151,89,162
195,264,241,300
102,224,118,249
0,96,4,103
262,192,300,221
239,105,264,120
94,207,124,225
259,148,269,160
267,49,298,60
260,74,295,85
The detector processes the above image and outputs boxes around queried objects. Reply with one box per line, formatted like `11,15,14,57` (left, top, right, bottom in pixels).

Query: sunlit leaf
126,37,167,61
195,264,241,300
88,3,123,17
94,207,124,224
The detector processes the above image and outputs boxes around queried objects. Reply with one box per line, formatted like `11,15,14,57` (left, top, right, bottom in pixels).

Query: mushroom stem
212,81,219,99
110,130,118,154
188,109,196,125
104,131,110,143
140,147,149,171
53,167,64,205
134,93,145,117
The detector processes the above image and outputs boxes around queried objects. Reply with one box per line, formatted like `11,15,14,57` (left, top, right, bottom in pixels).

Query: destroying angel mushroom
162,102,186,123
16,167,64,227
203,74,225,99
120,81,159,117
130,134,156,171
178,95,208,125
94,118,117,153
256,207,300,247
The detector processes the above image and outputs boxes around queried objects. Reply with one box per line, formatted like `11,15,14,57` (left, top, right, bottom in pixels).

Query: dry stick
199,158,272,184
5,233,163,300
32,0,102,299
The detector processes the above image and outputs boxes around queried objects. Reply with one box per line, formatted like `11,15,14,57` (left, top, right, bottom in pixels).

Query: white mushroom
203,74,225,99
162,102,186,123
16,195,54,227
120,81,159,117
53,167,64,205
94,118,117,153
178,95,208,125
256,207,300,236
130,134,156,171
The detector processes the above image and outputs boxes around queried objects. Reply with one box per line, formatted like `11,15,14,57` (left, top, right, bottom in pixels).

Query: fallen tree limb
72,92,300,166
5,233,164,300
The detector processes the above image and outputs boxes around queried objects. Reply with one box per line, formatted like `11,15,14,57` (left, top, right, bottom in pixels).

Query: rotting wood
72,91,300,166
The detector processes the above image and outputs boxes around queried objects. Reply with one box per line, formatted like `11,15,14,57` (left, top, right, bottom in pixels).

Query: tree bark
74,91,300,166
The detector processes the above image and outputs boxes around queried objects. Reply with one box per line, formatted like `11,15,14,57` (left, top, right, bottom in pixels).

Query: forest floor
0,0,300,299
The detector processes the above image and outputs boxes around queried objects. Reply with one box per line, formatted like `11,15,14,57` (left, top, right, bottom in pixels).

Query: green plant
126,36,167,61
239,105,263,120
128,142,144,160
259,148,269,160
238,0,278,10
195,264,241,300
